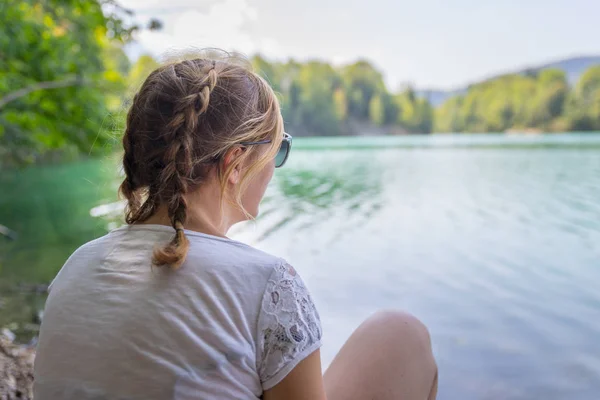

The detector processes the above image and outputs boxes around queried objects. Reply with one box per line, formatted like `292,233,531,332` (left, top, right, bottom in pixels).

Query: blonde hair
119,51,283,269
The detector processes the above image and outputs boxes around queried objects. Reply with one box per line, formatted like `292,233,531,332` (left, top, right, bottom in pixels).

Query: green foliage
290,62,344,135
341,61,387,120
434,67,600,133
395,87,432,133
565,66,600,130
0,0,141,167
251,54,281,92
369,94,385,126
332,89,347,121
435,74,539,132
127,54,160,94
249,57,429,135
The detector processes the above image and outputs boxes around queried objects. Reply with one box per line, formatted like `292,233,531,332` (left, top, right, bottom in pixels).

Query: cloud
118,0,214,12
129,0,281,60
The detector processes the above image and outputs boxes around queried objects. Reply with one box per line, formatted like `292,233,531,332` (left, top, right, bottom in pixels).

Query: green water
1,133,600,399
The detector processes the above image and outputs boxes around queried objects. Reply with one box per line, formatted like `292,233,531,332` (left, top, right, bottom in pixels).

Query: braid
120,92,142,224
152,62,218,269
120,91,162,225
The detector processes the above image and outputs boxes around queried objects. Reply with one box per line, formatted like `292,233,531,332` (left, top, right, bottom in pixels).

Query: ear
223,146,245,185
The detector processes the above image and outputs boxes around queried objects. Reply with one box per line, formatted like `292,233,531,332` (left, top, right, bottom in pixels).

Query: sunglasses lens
275,139,289,168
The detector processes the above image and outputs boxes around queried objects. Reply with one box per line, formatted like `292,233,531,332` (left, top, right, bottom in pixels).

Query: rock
0,330,14,344
0,332,35,400
0,225,17,241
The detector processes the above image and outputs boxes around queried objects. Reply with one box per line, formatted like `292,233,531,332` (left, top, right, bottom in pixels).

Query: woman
34,54,438,400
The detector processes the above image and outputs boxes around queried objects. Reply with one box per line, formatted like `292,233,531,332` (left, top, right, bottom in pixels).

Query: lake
1,133,600,399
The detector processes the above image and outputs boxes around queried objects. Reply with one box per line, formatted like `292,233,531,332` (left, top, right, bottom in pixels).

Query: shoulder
263,262,309,297
48,232,117,292
260,261,320,328
184,232,285,279
58,230,124,268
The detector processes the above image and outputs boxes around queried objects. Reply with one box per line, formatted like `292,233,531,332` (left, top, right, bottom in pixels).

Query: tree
251,54,280,92
434,70,573,133
333,88,347,121
566,66,600,130
395,87,433,133
341,60,387,120
128,54,160,94
369,94,385,126
416,99,434,133
382,93,399,125
0,0,158,166
435,96,464,133
290,62,343,135
528,69,568,127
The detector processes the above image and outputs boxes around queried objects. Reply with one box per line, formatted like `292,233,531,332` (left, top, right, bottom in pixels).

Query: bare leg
324,310,438,400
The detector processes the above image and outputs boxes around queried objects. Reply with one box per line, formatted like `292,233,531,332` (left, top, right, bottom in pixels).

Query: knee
364,309,434,358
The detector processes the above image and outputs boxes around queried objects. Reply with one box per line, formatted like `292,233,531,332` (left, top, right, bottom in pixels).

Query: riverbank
0,330,34,400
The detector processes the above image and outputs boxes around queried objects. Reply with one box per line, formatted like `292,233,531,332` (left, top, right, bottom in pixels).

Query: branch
0,76,87,109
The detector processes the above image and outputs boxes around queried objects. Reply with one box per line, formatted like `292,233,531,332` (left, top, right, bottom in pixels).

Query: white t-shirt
33,224,322,399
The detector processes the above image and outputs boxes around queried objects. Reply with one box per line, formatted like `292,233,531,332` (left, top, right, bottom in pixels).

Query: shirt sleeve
256,261,323,390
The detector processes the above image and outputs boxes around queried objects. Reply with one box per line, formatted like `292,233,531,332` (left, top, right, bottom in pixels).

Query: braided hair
119,55,283,269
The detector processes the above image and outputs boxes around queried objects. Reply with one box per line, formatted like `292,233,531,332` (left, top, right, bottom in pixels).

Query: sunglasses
240,132,292,168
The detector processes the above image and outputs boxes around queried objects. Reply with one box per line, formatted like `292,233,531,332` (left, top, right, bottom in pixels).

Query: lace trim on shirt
258,262,322,383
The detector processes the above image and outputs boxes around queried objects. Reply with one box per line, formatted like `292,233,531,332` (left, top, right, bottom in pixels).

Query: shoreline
0,329,35,399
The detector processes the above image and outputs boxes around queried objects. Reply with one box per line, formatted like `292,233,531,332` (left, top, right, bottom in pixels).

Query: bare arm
263,349,327,400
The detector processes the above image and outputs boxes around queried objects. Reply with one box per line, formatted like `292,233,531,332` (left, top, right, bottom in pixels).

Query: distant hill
419,55,600,106
528,55,600,84
416,88,466,107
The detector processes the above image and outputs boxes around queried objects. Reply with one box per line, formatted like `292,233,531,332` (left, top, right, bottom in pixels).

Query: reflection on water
1,134,600,399
0,155,121,338
251,152,382,242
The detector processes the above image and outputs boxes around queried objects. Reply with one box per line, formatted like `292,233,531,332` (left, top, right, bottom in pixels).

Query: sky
119,0,600,90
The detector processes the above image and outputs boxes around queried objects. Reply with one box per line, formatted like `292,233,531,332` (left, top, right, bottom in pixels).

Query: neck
140,182,240,238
